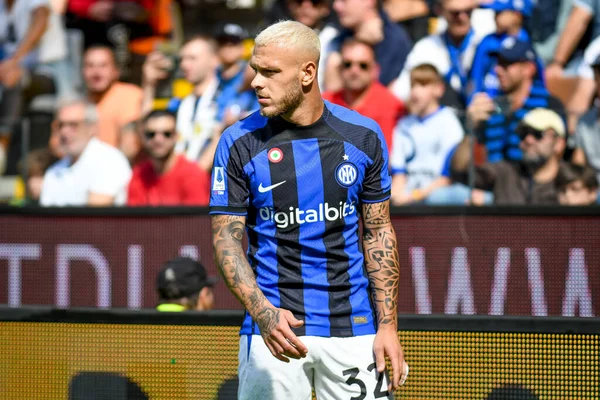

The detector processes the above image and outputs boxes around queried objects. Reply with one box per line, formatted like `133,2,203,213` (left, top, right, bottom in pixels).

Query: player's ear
301,61,317,87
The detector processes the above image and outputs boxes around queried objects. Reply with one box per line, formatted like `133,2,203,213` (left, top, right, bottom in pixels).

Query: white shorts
238,334,393,400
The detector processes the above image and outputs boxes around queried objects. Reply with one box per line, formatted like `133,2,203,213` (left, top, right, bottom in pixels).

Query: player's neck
282,93,325,126
193,74,216,97
342,84,372,108
151,151,178,175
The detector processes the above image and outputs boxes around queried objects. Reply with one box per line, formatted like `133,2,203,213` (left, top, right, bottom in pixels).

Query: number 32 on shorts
342,363,389,400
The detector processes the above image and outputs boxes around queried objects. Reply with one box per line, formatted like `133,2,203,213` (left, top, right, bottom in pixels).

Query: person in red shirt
128,110,210,206
322,38,405,150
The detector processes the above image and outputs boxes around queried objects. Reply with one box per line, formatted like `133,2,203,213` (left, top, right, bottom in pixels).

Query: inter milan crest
335,161,358,187
268,148,283,163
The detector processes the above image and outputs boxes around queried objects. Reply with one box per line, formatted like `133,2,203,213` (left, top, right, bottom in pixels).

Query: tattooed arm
362,200,408,391
212,214,308,362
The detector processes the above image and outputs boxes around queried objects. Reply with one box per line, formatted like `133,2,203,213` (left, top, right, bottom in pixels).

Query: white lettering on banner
410,247,432,314
489,248,511,315
525,248,548,316
127,245,143,309
56,245,111,308
0,244,41,307
445,247,476,314
562,248,594,317
179,245,199,260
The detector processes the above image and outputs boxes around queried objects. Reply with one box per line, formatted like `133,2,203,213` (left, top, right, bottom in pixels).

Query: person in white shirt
391,64,464,205
390,0,486,103
40,96,132,206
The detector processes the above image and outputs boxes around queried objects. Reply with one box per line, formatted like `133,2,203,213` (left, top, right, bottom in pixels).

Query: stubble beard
259,81,304,118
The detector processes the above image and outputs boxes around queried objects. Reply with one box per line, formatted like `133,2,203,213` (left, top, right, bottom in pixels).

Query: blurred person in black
156,257,216,312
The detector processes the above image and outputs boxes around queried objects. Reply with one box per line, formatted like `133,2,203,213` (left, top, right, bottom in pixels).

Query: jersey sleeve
360,127,392,203
209,127,250,215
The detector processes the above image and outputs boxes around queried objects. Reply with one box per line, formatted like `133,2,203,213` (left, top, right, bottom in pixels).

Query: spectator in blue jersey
390,64,464,205
467,39,564,163
211,21,408,399
391,0,482,105
323,0,412,92
141,36,224,172
468,0,542,100
214,23,259,128
451,107,567,205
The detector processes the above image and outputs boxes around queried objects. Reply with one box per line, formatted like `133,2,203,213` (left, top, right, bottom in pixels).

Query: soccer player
210,21,408,399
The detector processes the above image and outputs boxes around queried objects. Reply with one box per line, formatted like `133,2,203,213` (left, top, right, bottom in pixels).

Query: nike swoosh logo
258,181,286,193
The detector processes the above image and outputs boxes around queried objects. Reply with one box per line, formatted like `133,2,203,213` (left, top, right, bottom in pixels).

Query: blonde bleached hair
254,20,321,63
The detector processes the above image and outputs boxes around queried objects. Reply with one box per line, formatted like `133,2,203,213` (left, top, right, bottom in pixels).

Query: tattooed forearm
256,307,280,333
212,215,270,318
362,201,400,328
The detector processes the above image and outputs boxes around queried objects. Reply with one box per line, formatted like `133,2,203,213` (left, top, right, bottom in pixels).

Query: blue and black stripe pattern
210,101,391,338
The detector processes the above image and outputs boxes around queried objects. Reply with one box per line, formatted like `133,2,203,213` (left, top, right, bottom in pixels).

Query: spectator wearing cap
468,0,541,100
156,257,216,312
324,0,412,92
40,96,132,206
391,0,482,105
142,36,223,172
467,39,564,163
451,108,567,205
572,53,600,184
127,110,210,206
556,163,599,206
214,23,259,127
323,38,405,150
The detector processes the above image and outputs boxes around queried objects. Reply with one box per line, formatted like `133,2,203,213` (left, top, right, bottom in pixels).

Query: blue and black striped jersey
210,101,391,338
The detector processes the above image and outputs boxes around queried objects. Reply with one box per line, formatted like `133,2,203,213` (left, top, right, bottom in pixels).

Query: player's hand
256,306,308,363
373,325,409,392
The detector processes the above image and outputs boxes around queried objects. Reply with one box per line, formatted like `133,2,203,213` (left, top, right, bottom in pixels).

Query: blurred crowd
1,0,600,207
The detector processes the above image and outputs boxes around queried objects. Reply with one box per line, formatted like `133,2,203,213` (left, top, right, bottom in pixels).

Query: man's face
180,39,216,85
559,180,598,206
495,10,523,34
442,0,476,39
495,59,528,93
217,40,245,66
340,43,376,92
142,115,177,161
250,44,304,118
83,48,119,94
288,0,330,29
333,0,372,29
519,127,557,169
55,104,94,158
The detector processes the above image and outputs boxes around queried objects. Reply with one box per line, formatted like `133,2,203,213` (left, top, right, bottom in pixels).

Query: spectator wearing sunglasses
322,38,405,150
391,0,483,105
127,109,210,206
40,96,132,206
450,108,567,205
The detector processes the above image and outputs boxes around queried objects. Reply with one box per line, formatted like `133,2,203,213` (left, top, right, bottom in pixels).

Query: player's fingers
389,351,401,391
279,326,308,356
399,362,409,386
285,312,305,328
266,338,290,363
374,344,386,374
273,332,303,359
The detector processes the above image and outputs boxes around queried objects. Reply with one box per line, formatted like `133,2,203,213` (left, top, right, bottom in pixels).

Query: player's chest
246,139,366,209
